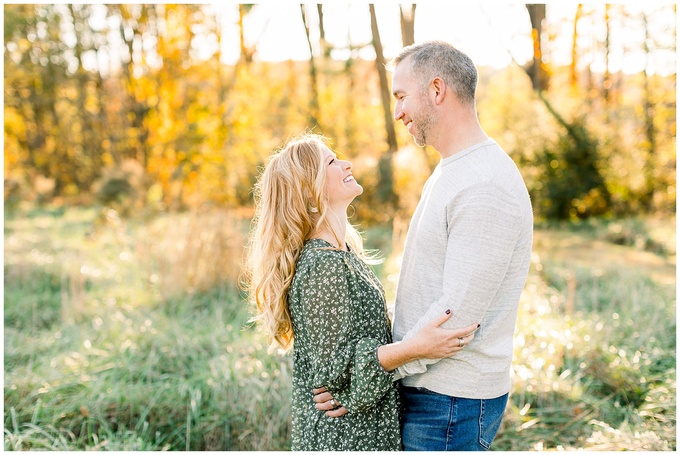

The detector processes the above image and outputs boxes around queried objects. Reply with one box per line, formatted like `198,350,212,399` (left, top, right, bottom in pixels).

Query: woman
247,133,478,451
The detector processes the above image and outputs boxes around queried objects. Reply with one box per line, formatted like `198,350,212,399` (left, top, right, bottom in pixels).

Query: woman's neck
314,206,348,251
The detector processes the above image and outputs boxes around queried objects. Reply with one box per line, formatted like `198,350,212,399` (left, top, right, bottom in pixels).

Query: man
388,40,533,451
315,40,532,451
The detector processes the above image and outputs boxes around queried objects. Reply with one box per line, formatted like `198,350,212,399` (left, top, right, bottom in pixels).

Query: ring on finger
458,337,464,347
330,399,336,408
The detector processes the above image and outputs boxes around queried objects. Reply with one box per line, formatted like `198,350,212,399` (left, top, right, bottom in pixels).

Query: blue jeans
401,386,508,451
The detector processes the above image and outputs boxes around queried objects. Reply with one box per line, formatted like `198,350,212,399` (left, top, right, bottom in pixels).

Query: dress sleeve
299,251,394,413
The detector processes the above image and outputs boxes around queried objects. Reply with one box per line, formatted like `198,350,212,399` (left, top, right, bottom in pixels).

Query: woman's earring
309,206,318,213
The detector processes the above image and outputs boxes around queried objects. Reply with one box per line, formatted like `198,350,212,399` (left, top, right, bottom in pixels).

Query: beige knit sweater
392,139,533,399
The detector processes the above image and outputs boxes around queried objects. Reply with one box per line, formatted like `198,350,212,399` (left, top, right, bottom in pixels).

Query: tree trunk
369,4,398,152
344,18,357,152
239,4,255,63
220,4,249,113
67,4,102,189
603,4,612,107
369,4,398,215
399,4,417,47
570,4,583,90
300,4,320,129
641,11,657,211
317,4,331,58
525,4,549,92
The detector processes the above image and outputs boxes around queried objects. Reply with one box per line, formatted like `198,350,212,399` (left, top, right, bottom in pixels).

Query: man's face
392,59,436,147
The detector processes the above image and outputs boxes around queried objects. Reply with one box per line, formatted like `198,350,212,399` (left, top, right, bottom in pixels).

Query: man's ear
431,77,446,105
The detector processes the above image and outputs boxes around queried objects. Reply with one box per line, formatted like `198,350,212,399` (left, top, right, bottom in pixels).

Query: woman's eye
329,159,335,165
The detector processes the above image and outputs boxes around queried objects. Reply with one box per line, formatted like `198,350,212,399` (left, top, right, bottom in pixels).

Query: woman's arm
299,251,394,413
314,311,479,417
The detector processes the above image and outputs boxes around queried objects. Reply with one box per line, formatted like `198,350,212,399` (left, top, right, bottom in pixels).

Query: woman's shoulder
289,240,354,301
299,238,343,259
296,239,351,275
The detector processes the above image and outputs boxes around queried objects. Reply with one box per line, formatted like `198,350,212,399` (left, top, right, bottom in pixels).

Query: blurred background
3,3,676,451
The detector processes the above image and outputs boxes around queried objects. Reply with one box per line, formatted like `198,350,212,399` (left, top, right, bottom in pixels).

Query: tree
369,4,397,153
316,4,331,59
369,4,398,214
238,4,255,63
300,4,320,129
636,6,676,212
399,4,416,47
7,5,73,198
640,11,656,210
66,4,104,189
569,4,584,90
112,5,154,167
603,4,612,105
536,92,610,219
522,3,610,219
525,4,550,92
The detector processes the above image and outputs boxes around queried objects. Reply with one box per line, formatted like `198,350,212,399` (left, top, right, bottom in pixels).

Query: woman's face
322,147,363,210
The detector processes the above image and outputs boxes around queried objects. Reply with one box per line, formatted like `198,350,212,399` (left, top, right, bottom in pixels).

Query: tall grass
5,206,291,450
4,207,675,450
493,220,676,451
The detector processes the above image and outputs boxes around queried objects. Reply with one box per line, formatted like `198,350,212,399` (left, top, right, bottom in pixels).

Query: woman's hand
376,310,480,372
411,310,480,360
313,387,349,417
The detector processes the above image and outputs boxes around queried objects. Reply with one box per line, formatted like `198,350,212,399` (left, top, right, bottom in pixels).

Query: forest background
3,2,677,451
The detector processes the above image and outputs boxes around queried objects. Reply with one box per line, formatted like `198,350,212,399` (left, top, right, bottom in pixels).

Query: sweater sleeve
395,183,523,378
299,252,394,412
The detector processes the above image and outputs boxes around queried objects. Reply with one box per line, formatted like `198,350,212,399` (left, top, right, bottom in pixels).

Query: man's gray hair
388,40,478,105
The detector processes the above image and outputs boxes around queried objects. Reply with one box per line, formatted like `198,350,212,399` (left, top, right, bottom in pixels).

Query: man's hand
312,387,349,418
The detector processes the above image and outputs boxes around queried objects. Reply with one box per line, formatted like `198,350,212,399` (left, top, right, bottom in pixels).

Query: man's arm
395,183,523,377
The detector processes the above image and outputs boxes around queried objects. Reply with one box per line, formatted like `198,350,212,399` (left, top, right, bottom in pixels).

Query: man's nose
394,105,403,121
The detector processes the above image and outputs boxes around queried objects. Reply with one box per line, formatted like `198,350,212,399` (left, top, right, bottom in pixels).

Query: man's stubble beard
413,94,436,147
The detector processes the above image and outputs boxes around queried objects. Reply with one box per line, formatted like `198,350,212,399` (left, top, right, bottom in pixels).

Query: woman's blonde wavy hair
246,133,373,352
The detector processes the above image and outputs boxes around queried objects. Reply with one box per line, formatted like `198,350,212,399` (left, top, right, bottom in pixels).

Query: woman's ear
307,190,323,215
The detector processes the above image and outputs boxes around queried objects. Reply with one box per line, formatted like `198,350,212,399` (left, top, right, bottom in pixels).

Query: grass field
4,206,676,450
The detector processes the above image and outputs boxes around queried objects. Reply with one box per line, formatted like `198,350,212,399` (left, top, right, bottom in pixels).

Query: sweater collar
440,138,496,166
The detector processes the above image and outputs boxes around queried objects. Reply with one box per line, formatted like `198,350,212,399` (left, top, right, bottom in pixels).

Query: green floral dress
288,239,401,451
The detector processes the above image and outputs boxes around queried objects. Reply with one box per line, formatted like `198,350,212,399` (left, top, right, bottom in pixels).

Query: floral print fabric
288,239,401,451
